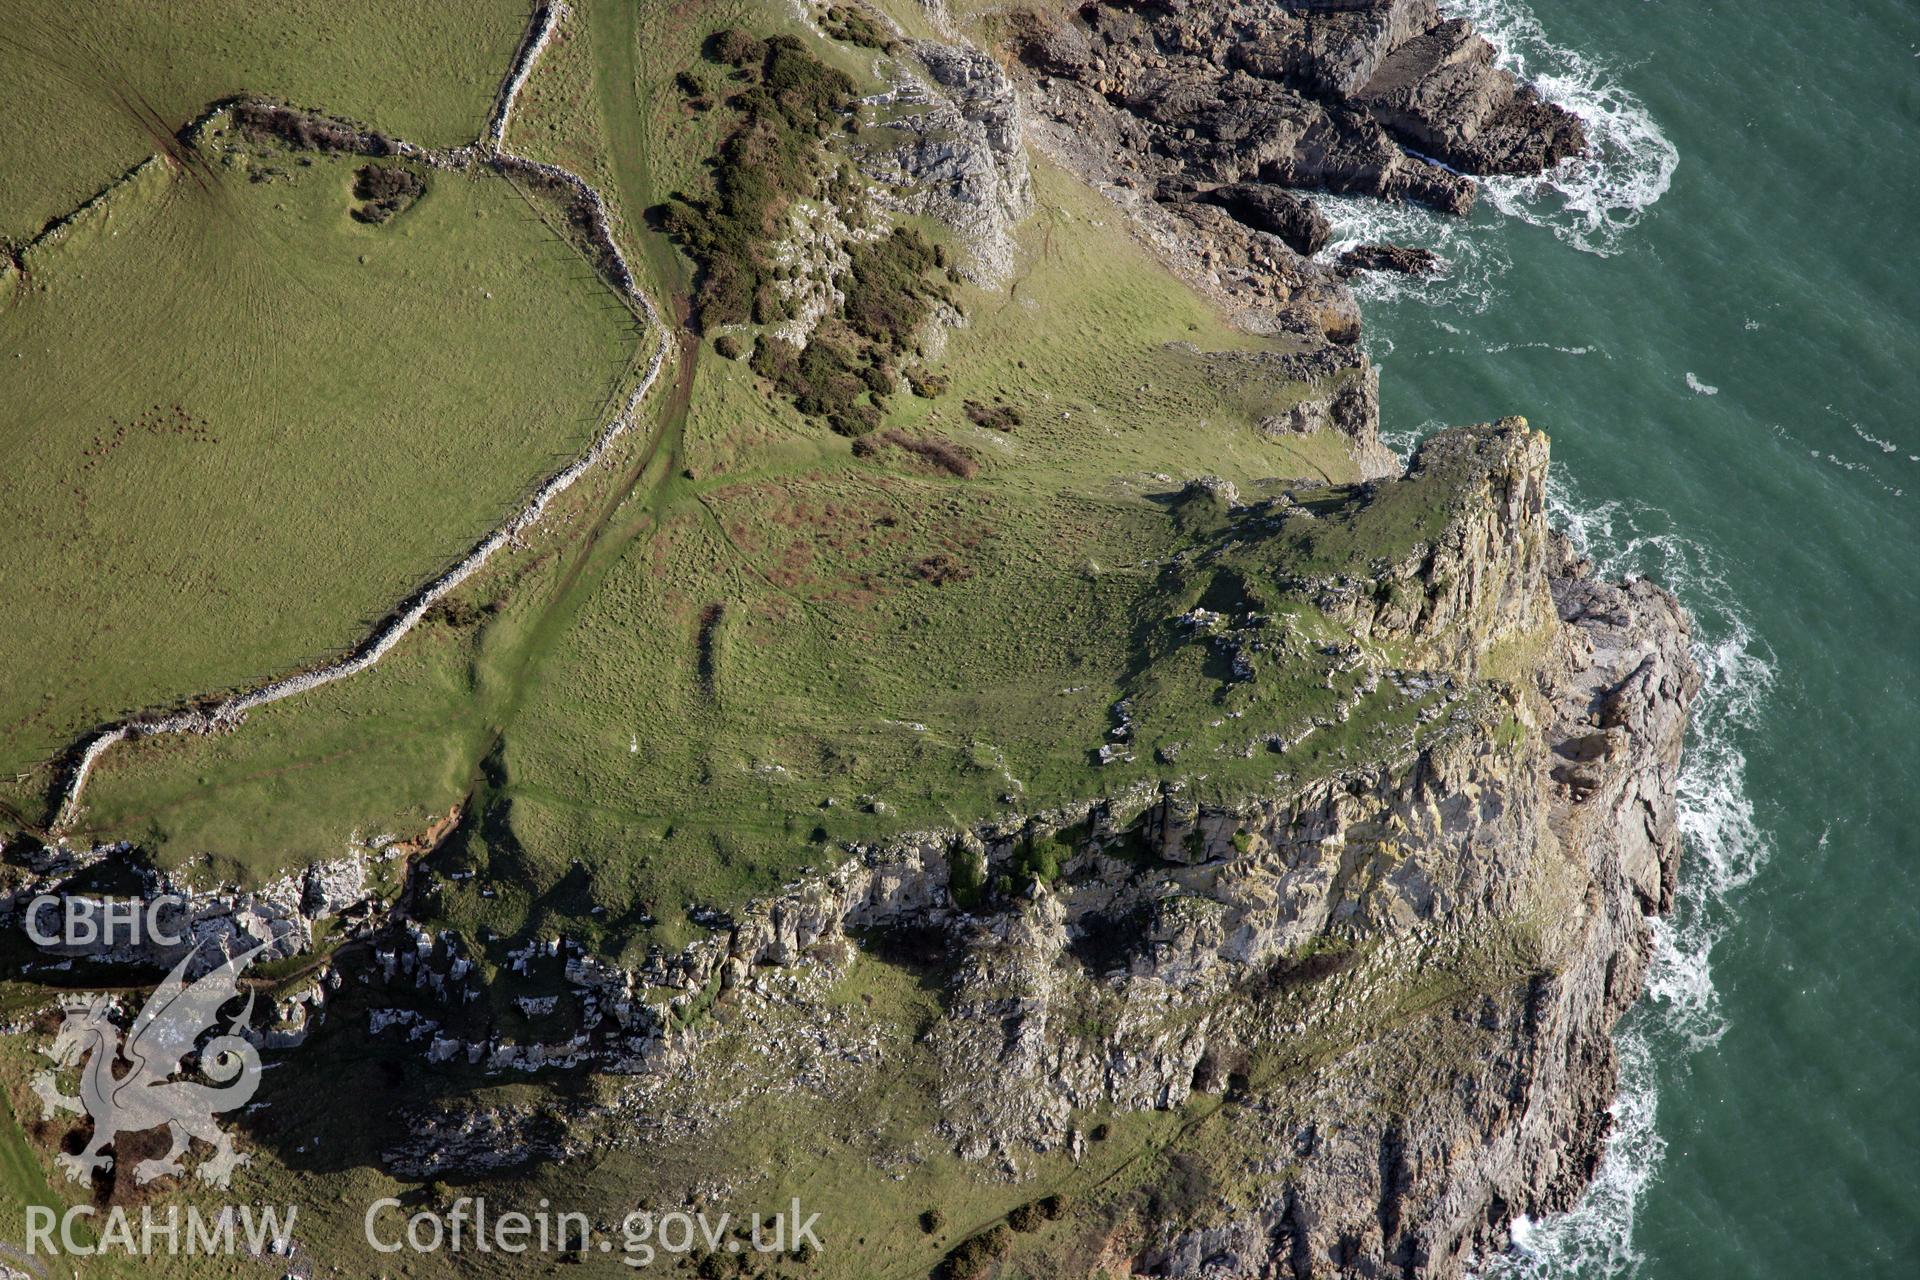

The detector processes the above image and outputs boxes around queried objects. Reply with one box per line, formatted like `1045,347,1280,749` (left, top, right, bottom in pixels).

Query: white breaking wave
1479,479,1776,1278
1497,1033,1663,1277
1450,0,1679,255
1378,415,1451,463
1317,0,1678,321
1850,423,1907,456
1685,372,1719,395
1329,10,1743,1271
1319,191,1512,318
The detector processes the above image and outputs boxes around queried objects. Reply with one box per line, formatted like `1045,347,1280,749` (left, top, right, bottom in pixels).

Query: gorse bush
662,31,958,437
821,5,894,51
750,335,883,436
948,843,988,910
1011,833,1068,889
937,1225,1011,1279
843,227,944,353
744,229,955,436
350,162,425,223
658,34,856,329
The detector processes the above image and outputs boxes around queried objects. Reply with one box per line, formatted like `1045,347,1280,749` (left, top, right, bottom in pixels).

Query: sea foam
1324,10,1760,1271
1316,0,1679,322
1451,0,1679,256
1477,479,1776,1278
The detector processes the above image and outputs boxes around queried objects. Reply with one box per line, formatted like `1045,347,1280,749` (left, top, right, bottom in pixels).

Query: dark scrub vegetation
660,32,955,435
351,162,425,223
656,31,857,329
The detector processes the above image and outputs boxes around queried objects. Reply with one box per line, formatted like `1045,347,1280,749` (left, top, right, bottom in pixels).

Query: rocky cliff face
998,0,1592,497
855,35,1035,285
0,819,439,974
1132,535,1697,1277
1008,0,1586,367
321,426,1695,1277
0,10,1698,1277
774,431,1688,1275
646,429,1694,1279
1016,0,1582,209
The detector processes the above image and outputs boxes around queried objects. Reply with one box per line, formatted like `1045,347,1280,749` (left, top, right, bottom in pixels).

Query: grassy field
7,0,1493,943
437,107,1412,953
49,5,1425,935
0,6,1566,1278
0,0,529,238
0,125,638,785
43,370,677,881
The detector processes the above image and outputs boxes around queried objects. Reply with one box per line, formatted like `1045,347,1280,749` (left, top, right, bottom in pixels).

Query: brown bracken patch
852,430,978,478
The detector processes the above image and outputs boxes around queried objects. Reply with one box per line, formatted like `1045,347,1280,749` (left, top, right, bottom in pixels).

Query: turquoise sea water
1323,1,1919,1274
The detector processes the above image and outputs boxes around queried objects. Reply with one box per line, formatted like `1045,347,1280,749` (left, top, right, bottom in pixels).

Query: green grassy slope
45,7,1415,924
0,0,526,237
0,133,634,778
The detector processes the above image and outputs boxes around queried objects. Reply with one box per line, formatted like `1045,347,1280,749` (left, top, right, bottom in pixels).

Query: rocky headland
0,5,1697,1277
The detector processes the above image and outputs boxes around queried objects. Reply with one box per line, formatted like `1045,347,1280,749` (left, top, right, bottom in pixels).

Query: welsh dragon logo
32,942,265,1188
